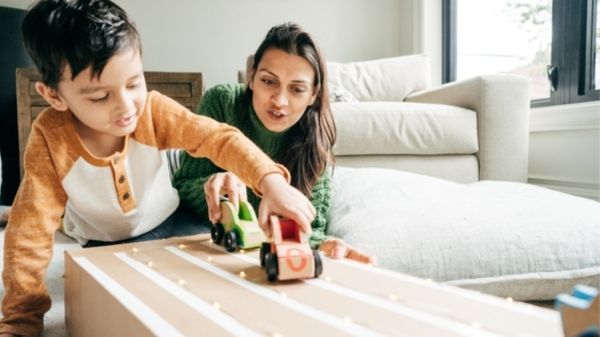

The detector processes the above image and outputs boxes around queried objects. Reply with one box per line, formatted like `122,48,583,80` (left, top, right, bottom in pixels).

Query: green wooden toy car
212,200,266,252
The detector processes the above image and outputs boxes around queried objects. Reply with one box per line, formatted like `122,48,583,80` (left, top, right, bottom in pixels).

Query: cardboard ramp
64,234,563,337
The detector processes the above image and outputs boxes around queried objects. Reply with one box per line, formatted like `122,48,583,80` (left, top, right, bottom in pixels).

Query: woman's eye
261,78,276,86
127,82,140,89
292,86,307,94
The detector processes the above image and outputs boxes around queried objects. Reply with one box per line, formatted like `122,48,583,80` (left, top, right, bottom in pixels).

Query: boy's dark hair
22,0,142,88
245,22,336,197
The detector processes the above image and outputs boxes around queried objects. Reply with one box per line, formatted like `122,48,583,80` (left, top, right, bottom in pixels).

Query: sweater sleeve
139,90,290,194
171,85,234,219
0,124,67,337
308,166,332,249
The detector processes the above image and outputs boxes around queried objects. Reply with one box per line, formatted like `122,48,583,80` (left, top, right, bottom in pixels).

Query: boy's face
37,48,147,140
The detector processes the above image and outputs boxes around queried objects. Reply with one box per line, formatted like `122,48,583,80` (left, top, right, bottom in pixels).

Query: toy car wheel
259,242,270,267
265,252,278,282
223,230,238,252
211,223,225,245
313,249,323,278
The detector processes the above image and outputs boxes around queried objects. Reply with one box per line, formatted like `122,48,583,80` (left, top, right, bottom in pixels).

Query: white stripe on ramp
165,246,388,337
114,252,263,337
73,256,185,337
225,247,502,337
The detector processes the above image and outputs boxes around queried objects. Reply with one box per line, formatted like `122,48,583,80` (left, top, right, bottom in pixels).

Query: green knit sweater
172,84,331,248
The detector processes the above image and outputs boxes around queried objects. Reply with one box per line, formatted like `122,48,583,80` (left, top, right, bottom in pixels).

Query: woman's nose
271,89,288,107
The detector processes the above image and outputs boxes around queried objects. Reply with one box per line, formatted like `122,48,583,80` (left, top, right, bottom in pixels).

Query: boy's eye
89,94,109,102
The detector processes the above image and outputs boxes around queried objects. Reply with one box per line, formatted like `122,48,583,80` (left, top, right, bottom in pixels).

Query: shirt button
123,192,130,200
118,175,125,183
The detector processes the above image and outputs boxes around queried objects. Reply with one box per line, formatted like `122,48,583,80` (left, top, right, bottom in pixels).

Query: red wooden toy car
260,216,322,282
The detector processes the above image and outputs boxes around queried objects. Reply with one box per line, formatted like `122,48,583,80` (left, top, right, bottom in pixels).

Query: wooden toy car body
260,216,322,282
211,200,266,252
555,285,599,337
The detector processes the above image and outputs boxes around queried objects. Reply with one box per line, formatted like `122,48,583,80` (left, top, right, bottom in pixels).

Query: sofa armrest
406,75,530,182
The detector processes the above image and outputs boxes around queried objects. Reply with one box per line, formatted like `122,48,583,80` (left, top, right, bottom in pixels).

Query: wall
0,0,408,89
405,0,442,85
529,101,600,200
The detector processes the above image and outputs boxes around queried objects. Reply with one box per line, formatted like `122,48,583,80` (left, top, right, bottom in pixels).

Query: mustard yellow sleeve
1,123,67,337
136,91,290,194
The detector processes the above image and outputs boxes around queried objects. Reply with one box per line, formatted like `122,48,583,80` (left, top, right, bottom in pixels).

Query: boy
0,1,315,336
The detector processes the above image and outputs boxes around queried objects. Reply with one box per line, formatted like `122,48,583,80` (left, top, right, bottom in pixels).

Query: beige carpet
0,229,79,337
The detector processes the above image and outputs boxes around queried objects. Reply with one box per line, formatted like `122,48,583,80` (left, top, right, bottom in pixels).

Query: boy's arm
0,126,67,337
309,167,332,249
141,91,290,194
171,85,232,220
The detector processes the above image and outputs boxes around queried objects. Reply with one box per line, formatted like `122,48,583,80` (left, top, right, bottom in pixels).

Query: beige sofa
327,54,530,183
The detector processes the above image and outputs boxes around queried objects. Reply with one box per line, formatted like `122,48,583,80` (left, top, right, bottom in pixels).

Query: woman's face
249,48,317,132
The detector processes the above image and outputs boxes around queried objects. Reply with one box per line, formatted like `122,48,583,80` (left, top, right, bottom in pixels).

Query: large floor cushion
328,166,600,301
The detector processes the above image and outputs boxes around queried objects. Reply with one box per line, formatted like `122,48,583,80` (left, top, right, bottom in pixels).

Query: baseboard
528,175,600,201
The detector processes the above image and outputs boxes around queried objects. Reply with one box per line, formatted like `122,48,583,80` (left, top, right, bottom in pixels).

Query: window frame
442,0,599,107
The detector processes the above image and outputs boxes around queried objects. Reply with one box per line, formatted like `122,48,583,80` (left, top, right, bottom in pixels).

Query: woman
173,22,374,264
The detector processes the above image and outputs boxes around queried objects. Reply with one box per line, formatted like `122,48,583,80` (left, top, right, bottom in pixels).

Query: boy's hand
204,172,247,223
258,173,315,236
320,238,377,265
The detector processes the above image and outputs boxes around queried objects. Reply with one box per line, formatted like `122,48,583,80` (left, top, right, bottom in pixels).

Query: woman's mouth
268,109,286,118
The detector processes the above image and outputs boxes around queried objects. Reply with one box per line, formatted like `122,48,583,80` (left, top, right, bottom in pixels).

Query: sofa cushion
328,166,600,301
332,101,478,156
329,84,359,103
335,155,479,183
327,54,431,101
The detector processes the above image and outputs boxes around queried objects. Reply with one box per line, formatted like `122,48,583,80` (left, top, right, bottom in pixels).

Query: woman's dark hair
246,22,336,197
22,0,142,88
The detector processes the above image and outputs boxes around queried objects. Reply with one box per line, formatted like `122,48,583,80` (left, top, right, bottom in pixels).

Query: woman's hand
204,172,247,223
319,238,377,265
258,173,316,236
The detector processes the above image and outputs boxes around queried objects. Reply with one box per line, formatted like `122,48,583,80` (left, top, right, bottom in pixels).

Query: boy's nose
113,90,136,112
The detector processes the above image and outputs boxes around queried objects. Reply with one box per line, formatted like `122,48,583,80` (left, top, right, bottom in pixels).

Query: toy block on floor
555,285,599,337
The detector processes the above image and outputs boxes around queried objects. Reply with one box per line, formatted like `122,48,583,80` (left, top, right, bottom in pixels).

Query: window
443,0,599,107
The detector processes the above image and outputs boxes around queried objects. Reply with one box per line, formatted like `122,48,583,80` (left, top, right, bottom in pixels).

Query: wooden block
556,285,600,337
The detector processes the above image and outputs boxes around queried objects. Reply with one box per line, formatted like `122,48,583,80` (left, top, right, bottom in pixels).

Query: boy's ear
35,81,68,111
